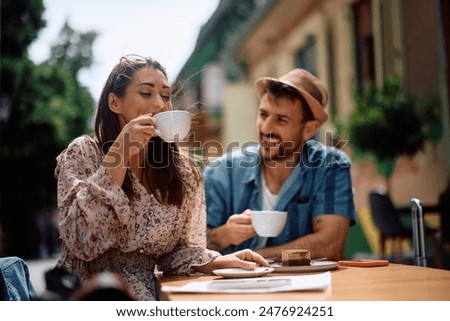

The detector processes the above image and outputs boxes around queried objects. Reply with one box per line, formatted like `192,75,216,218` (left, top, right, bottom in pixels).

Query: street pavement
26,256,59,296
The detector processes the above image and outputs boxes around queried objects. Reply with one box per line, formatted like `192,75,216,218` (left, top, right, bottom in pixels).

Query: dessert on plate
281,249,311,266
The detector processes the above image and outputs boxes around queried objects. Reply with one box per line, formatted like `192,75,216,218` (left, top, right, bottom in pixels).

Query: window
295,37,319,141
295,36,317,76
353,0,375,86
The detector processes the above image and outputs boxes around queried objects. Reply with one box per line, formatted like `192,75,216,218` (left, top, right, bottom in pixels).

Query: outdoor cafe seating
368,189,442,267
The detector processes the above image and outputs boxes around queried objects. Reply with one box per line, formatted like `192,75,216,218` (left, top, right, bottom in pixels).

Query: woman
54,55,268,300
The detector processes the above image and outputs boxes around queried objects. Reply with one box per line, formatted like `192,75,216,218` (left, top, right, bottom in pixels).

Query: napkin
161,271,331,294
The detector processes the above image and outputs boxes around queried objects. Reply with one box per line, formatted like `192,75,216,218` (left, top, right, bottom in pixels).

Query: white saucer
271,260,339,273
212,267,274,278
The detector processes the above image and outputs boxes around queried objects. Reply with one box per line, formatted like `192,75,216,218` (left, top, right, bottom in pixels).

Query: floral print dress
54,135,220,300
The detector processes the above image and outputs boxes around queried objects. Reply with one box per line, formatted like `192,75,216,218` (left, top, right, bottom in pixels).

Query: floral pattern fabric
54,135,220,300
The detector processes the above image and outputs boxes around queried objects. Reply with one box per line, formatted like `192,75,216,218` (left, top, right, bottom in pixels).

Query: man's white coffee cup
251,210,287,237
153,110,191,142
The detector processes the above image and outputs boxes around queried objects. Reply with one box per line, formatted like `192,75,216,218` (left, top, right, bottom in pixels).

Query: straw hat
255,69,329,125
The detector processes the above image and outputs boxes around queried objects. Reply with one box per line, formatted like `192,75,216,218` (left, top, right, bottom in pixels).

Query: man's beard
259,132,303,164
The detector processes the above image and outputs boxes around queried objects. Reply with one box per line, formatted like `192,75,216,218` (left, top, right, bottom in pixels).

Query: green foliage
49,21,98,74
342,76,441,178
0,0,46,57
0,0,46,98
30,63,94,144
0,0,96,257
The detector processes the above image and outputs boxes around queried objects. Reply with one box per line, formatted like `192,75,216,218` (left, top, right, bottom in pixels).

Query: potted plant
336,76,441,192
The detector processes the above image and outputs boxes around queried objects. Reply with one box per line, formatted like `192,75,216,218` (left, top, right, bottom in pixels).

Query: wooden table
159,263,450,301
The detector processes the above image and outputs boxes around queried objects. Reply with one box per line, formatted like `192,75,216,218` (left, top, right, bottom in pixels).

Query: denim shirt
0,257,38,300
204,141,356,255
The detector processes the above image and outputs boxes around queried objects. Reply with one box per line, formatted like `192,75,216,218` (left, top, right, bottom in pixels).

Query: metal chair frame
369,190,442,267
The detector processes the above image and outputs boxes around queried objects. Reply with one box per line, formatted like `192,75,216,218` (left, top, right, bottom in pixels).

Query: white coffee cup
251,210,287,237
153,110,191,142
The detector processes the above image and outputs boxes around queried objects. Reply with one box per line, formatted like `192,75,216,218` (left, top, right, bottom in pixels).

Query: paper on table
161,271,331,294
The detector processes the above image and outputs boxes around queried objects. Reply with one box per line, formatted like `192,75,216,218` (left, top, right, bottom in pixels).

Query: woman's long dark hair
94,55,187,206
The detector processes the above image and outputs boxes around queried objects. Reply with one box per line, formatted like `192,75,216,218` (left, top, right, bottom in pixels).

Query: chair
368,190,442,267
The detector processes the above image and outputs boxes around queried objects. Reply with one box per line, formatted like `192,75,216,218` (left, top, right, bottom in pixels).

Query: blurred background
1,0,449,269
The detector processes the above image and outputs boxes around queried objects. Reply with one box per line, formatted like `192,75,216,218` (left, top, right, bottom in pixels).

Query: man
204,69,356,261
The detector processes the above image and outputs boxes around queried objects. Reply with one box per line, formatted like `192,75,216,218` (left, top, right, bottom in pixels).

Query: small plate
271,260,339,273
212,267,274,278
